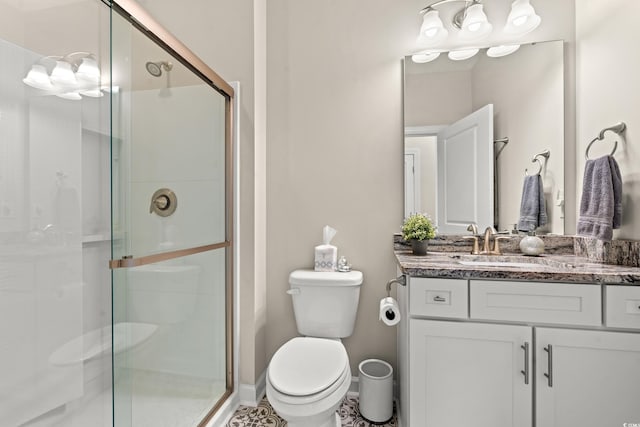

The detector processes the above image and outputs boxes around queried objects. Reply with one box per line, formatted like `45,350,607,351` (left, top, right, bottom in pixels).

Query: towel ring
585,122,626,160
585,137,618,161
524,158,543,176
524,150,550,176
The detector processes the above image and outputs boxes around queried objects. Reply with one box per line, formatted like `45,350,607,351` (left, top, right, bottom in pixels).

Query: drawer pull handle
433,296,446,302
544,345,553,387
520,342,530,385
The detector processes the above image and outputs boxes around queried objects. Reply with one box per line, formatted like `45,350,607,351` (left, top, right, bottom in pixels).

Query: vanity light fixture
22,52,102,100
415,0,541,62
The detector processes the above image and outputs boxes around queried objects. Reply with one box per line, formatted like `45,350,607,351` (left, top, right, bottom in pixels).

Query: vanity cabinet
398,277,640,427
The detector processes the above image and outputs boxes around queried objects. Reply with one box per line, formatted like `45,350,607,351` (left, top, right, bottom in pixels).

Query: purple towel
517,174,548,232
577,155,622,241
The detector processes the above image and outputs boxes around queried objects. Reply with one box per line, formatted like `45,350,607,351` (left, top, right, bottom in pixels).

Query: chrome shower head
145,61,173,77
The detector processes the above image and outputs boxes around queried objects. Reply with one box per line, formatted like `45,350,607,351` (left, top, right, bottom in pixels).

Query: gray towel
577,155,622,241
517,174,548,232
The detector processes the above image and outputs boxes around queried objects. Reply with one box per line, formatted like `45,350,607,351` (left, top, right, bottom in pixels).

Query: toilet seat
268,337,349,403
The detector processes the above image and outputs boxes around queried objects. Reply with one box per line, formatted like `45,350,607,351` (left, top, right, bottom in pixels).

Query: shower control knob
153,195,170,210
150,188,178,217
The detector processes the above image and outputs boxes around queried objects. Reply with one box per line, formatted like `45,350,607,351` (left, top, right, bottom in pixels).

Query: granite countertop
394,250,640,284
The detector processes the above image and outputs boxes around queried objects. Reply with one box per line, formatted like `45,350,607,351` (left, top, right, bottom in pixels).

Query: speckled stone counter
394,248,640,285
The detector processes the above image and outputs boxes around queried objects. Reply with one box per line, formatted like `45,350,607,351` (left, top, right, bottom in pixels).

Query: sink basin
451,254,575,269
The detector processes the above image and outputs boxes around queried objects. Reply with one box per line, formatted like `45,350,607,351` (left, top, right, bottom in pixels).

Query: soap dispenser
519,231,545,256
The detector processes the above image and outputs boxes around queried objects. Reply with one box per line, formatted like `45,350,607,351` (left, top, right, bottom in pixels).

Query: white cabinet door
537,328,640,427
410,319,532,427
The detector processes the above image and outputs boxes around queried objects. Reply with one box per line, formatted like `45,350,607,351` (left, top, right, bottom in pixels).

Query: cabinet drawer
409,278,468,319
605,286,640,329
470,280,601,326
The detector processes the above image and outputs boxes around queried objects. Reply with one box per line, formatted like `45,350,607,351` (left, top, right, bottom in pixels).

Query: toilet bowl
266,270,363,426
266,337,351,427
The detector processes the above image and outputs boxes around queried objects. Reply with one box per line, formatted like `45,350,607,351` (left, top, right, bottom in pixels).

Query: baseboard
238,369,266,407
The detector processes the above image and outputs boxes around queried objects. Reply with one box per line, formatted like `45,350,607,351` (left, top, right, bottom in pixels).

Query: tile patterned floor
227,396,396,427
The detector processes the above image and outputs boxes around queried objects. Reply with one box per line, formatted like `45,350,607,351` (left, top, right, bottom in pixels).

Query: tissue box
315,244,337,271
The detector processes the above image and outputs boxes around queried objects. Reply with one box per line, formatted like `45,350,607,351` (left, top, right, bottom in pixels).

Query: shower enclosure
0,1,234,426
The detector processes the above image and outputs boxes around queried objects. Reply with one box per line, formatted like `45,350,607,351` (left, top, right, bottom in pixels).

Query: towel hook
585,122,626,160
524,150,550,176
494,137,509,159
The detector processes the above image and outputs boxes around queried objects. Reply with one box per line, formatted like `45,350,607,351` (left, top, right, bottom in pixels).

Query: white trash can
358,359,393,423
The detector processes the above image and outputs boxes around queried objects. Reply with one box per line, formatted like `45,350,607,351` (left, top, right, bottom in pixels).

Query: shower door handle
109,242,229,269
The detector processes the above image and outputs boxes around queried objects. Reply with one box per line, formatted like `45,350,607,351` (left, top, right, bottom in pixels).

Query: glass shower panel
0,1,112,426
113,249,228,427
111,6,231,427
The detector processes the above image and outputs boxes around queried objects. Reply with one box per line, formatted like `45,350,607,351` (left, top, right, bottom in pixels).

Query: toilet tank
288,269,363,338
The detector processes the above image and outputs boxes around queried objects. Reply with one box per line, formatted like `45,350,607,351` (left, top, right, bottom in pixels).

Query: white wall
575,0,640,240
404,69,473,127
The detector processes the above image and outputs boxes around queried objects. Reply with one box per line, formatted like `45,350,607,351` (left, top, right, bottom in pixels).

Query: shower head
145,61,173,77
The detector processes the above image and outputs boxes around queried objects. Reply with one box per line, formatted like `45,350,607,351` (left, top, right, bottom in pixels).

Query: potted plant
402,213,436,255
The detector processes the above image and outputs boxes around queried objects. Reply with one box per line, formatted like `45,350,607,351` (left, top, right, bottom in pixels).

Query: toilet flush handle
286,288,300,295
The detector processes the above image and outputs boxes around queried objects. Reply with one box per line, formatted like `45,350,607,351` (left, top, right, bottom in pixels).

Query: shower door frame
108,1,235,425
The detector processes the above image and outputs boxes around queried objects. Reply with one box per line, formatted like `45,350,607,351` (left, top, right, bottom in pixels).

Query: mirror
404,40,565,235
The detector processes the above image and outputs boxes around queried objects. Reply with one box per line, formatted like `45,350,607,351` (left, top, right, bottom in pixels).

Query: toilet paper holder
386,275,406,297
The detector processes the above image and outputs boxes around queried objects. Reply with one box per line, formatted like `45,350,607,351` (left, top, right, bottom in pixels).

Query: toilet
266,269,363,427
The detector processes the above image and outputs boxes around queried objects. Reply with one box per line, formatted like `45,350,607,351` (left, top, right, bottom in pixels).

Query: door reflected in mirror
404,40,565,235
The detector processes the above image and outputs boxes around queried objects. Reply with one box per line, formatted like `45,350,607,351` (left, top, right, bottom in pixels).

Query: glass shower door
110,4,233,427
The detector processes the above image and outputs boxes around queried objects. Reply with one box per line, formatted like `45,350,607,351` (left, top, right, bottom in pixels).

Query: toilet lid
269,337,348,396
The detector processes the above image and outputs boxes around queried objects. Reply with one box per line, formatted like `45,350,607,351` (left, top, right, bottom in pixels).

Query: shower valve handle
151,195,170,211
149,188,178,217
